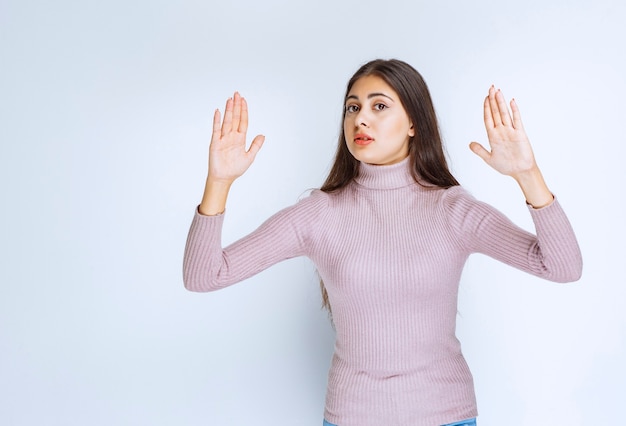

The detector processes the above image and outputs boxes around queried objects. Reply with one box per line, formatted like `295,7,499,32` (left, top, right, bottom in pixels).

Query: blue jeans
323,418,476,426
443,418,477,426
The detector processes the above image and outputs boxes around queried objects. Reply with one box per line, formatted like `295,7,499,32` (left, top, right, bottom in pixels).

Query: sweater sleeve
183,190,328,292
443,187,583,283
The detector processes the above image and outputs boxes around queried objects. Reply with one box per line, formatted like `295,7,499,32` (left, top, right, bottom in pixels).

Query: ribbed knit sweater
183,157,582,426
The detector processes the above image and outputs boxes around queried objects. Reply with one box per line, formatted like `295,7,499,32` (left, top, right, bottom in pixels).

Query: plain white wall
1,0,624,425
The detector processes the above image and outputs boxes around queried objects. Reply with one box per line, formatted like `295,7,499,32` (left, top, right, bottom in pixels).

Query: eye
345,104,360,113
373,103,388,111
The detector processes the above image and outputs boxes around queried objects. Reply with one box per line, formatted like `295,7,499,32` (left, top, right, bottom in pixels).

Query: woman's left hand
470,86,554,208
470,86,538,179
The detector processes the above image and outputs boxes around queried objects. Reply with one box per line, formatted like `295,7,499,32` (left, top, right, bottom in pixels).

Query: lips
354,133,374,146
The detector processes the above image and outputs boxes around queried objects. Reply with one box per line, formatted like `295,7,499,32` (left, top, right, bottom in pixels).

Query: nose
354,108,369,128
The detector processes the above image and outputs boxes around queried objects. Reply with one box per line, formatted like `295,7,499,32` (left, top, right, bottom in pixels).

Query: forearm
514,166,553,209
199,178,233,215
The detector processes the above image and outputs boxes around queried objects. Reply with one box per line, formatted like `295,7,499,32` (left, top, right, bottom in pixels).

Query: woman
183,59,582,426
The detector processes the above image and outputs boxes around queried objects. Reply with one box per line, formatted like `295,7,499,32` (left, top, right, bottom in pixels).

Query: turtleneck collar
354,156,417,190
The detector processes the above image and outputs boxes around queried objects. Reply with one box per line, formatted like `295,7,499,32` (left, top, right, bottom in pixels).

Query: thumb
247,135,265,159
469,141,491,163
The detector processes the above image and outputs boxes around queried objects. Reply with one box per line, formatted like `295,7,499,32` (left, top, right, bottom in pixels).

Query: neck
354,156,416,190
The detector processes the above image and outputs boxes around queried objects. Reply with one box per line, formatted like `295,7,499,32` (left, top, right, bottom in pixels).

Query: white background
1,0,624,425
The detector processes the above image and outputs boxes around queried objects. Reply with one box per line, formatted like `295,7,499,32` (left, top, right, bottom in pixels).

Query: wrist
199,178,232,216
206,175,234,189
514,167,553,209
513,166,542,187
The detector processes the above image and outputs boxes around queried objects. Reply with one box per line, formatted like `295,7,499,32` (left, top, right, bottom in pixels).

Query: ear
408,123,415,137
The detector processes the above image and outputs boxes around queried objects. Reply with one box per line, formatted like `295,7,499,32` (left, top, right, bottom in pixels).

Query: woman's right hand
208,91,265,184
199,92,265,215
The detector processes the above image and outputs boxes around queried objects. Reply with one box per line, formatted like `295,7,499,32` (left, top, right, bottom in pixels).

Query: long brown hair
319,59,460,311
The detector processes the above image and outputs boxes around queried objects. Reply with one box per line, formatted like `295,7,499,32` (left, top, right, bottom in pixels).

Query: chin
347,143,409,165
348,148,376,164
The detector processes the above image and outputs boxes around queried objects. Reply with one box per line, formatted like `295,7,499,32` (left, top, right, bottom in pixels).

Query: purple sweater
183,158,582,426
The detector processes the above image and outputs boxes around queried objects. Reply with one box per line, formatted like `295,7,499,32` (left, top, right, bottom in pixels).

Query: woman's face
343,75,414,165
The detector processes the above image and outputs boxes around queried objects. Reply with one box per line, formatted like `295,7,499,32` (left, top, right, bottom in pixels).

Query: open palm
470,86,538,179
208,92,265,184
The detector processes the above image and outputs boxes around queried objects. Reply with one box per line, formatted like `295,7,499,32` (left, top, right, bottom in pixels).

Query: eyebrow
345,92,394,102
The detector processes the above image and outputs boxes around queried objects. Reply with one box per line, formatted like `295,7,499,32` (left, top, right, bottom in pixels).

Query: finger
488,85,502,126
238,97,249,133
246,134,265,159
221,97,233,136
212,108,221,139
469,141,491,163
495,89,512,127
483,94,494,129
232,92,242,133
510,98,524,130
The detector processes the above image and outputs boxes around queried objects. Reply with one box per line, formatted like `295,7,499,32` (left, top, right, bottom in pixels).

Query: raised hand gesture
469,86,553,208
209,92,265,183
199,92,265,215
469,85,538,178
